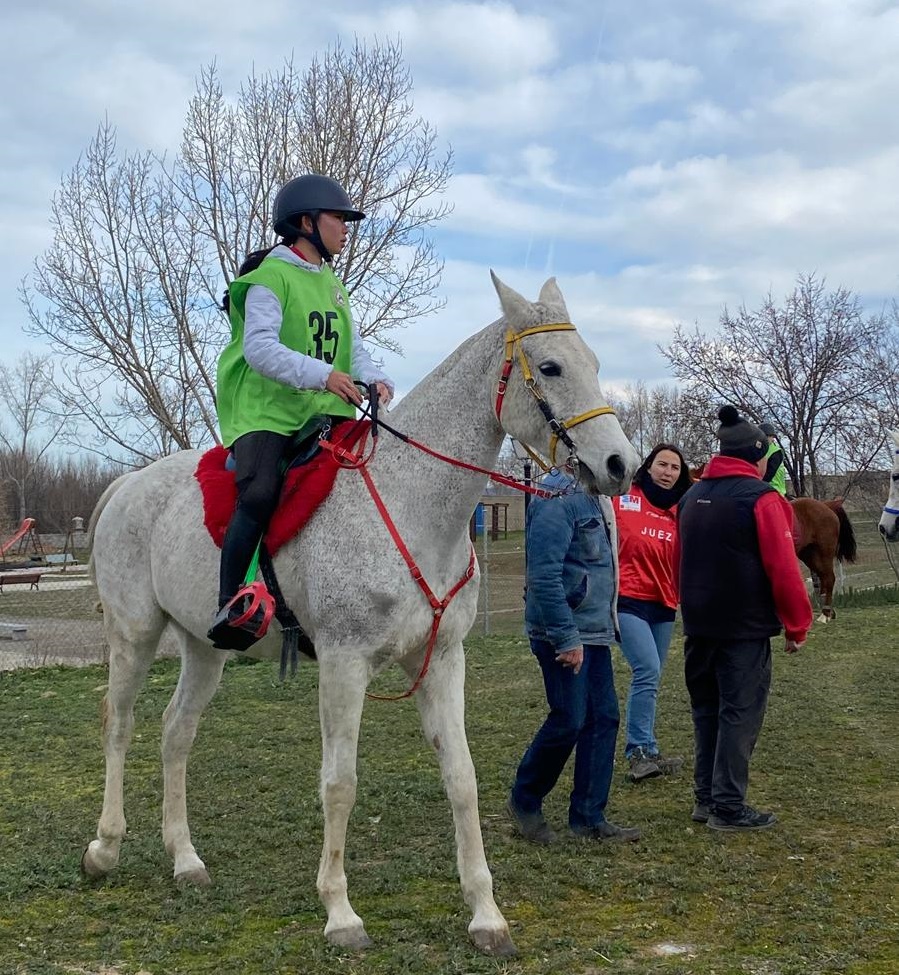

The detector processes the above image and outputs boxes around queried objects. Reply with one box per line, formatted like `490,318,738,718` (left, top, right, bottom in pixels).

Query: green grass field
1,603,897,975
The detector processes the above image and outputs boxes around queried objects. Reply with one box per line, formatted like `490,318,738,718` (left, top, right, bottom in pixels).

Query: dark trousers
511,640,620,829
218,431,292,605
684,636,772,814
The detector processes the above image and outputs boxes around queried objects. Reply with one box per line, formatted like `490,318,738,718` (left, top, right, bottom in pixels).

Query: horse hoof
80,847,108,880
326,926,373,950
175,867,212,887
470,927,518,957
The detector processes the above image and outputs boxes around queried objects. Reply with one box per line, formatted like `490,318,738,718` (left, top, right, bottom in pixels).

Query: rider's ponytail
220,246,279,313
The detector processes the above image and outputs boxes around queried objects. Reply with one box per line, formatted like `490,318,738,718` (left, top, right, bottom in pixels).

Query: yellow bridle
495,322,617,471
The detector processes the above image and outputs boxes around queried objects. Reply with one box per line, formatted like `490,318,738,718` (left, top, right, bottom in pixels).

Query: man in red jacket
676,406,812,831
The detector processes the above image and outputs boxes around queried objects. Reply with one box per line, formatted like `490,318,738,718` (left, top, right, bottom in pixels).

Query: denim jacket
524,469,620,652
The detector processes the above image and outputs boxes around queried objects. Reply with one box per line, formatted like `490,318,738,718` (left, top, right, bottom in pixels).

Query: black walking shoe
691,802,711,823
707,805,777,832
570,821,641,842
627,747,662,783
506,796,557,845
649,751,685,775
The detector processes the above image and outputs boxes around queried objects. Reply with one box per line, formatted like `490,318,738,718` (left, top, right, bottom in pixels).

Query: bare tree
0,353,68,520
23,39,451,464
608,382,718,465
661,275,899,496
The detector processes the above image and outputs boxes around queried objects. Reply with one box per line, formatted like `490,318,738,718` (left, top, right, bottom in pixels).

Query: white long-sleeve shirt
242,245,394,395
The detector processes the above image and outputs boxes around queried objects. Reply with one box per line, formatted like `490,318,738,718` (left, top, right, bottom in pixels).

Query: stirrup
207,582,275,652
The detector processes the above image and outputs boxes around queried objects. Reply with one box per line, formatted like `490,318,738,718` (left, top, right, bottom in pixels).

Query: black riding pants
218,430,292,606
684,636,772,815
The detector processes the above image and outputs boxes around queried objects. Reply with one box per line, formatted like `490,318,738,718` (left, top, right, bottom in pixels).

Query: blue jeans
617,613,675,758
511,640,620,828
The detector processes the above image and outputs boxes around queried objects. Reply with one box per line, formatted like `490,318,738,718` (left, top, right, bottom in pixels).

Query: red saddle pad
194,420,371,555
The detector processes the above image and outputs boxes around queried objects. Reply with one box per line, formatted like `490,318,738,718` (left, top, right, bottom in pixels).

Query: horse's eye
539,361,561,377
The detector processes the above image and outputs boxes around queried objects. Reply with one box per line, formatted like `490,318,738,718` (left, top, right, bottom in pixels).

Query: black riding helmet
272,175,365,263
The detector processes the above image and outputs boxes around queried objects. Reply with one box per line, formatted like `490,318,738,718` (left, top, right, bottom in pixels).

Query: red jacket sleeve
753,493,813,642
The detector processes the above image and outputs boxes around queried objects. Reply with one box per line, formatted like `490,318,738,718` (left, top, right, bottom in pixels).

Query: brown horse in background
792,497,857,622
687,464,857,621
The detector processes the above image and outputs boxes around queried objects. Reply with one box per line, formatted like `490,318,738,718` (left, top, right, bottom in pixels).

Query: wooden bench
0,621,28,640
0,571,42,593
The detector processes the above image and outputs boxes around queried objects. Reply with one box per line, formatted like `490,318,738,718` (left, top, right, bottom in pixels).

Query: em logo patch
619,494,641,511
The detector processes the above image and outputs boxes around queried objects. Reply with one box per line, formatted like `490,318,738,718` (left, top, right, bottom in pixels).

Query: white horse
878,429,899,542
81,273,640,955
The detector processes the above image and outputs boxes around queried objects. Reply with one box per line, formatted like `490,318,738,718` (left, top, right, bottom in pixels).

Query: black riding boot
207,507,266,651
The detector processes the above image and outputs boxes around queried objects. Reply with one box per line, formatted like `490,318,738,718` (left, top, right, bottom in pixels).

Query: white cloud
4,0,899,420
343,2,558,82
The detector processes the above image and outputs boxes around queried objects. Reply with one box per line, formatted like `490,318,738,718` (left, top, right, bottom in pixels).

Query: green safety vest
216,257,356,446
764,440,788,496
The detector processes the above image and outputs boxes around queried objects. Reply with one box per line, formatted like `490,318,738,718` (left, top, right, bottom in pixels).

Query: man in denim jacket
508,467,640,844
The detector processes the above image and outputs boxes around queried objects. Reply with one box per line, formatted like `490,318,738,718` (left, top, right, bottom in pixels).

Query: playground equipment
59,516,86,571
0,518,44,562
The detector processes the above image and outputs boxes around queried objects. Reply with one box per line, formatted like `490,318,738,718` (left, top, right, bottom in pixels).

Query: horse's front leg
406,641,516,957
317,654,371,949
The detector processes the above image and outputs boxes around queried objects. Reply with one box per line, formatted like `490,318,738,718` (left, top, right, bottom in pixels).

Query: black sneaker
707,805,777,832
649,751,685,775
691,802,711,823
627,747,662,783
506,796,557,845
570,821,641,842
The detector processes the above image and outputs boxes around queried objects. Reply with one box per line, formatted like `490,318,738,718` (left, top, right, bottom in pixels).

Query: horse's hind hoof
326,926,373,950
80,848,108,880
175,867,212,887
81,841,118,879
470,927,518,957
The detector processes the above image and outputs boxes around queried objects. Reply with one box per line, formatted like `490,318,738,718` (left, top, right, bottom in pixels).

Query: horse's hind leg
82,618,164,878
817,565,836,623
161,627,226,885
406,642,515,957
316,654,371,949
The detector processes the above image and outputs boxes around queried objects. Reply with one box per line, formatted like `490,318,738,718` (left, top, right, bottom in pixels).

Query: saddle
194,419,370,554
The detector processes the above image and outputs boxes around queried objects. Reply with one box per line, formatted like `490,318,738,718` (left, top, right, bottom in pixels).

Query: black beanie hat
717,406,767,462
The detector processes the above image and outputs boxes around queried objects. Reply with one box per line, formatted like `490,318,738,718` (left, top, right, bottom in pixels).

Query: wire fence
1,504,897,670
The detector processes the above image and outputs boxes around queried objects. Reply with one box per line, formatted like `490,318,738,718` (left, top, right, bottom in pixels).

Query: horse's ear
490,271,533,326
538,277,569,319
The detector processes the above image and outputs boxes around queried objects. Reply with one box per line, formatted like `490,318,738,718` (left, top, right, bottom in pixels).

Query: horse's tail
826,500,858,564
88,472,135,584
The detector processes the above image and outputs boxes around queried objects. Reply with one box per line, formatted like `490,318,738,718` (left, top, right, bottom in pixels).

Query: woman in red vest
612,443,692,783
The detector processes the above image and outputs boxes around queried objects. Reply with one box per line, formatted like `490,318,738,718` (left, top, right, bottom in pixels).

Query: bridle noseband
494,322,616,471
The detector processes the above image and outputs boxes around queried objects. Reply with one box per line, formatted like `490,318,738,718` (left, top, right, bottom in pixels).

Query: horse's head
878,429,899,542
490,272,639,496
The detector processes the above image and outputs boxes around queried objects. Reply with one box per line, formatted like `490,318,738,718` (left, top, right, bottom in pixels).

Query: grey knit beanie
717,406,767,461
759,421,776,437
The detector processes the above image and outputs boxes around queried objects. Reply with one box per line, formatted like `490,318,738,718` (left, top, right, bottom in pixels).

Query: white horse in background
81,272,640,956
878,429,899,541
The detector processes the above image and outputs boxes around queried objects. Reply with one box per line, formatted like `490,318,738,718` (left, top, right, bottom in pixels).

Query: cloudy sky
4,0,899,402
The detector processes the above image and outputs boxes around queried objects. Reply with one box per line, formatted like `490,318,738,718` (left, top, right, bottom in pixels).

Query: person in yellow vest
759,422,788,497
208,175,394,650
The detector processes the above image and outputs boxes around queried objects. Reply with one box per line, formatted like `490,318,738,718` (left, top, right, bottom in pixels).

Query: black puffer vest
678,476,781,639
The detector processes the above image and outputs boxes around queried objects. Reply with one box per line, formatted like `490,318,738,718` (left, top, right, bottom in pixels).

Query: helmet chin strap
297,214,333,264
